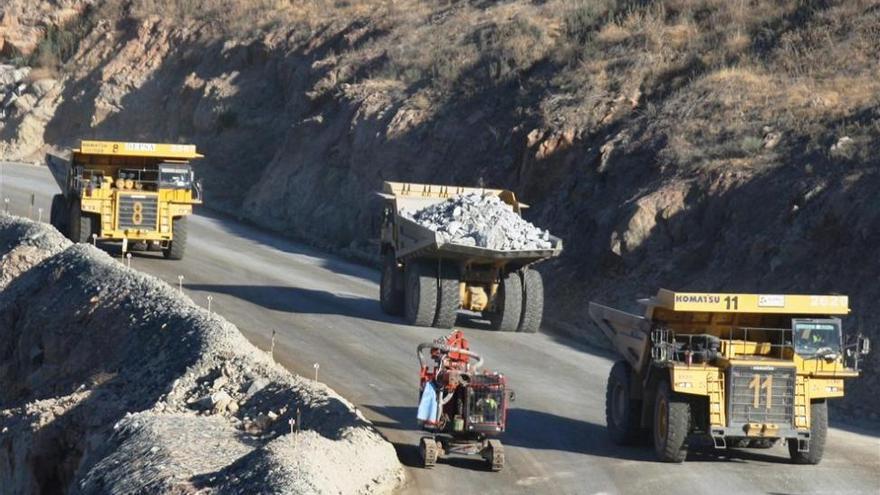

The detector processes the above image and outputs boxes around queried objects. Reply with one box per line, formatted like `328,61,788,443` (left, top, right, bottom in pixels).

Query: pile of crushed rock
403,192,553,250
0,214,402,494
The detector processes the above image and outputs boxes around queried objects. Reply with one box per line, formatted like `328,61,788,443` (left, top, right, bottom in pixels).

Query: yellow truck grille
727,365,795,428
118,193,159,231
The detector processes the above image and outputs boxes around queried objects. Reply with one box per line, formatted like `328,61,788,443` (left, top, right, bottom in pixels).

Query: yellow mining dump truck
378,181,563,332
48,140,203,260
589,290,870,464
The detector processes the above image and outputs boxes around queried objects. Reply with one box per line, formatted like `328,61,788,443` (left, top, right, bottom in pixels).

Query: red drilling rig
416,330,513,471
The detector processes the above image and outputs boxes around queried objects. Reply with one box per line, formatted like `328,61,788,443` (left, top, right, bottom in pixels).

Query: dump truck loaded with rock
378,181,562,332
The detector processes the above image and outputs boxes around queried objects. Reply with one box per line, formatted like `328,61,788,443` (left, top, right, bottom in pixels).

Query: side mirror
844,334,870,371
193,179,204,201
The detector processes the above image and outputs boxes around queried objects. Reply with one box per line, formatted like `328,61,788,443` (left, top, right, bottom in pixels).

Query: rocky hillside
1,0,878,418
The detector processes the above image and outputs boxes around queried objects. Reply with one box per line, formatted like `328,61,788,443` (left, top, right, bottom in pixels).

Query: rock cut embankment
0,214,402,494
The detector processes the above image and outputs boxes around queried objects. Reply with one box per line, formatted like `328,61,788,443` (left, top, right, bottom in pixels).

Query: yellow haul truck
378,181,562,332
589,290,870,464
48,140,203,260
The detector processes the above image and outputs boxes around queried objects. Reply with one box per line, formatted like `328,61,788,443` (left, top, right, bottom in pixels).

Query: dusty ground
0,214,402,494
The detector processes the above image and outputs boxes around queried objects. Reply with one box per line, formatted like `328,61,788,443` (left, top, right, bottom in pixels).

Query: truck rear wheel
432,261,460,329
489,271,522,332
606,360,641,445
380,252,404,315
789,401,827,464
163,217,188,260
50,194,68,235
67,199,98,244
653,380,690,463
405,259,438,327
517,268,544,333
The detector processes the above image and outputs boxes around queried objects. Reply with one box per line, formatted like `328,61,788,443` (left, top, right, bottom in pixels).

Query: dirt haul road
2,161,879,495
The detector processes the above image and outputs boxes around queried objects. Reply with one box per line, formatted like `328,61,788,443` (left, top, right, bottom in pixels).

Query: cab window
792,319,840,355
159,164,192,189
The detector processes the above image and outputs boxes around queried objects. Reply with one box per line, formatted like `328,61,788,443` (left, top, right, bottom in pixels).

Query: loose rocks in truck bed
402,192,552,250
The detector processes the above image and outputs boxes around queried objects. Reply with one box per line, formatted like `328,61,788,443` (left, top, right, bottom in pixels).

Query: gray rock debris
403,192,553,250
0,65,31,122
0,214,402,494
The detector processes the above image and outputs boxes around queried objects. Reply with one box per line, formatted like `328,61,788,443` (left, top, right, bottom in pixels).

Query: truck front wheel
67,199,98,244
653,380,690,462
380,252,404,316
405,259,438,327
432,261,460,329
489,271,522,332
789,401,827,464
163,217,188,260
517,268,544,333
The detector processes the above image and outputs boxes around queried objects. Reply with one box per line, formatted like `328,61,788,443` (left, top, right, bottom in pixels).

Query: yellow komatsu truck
378,181,562,332
48,140,203,260
589,290,870,464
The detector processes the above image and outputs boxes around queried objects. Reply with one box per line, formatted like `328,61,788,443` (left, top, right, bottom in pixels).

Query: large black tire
49,194,67,235
432,261,460,329
163,217,188,260
405,259,438,327
789,401,827,464
67,198,97,244
380,251,404,316
606,361,642,445
518,268,544,333
653,380,690,463
489,271,522,332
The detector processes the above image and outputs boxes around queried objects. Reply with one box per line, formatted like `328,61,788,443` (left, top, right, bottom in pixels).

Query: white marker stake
270,330,277,361
207,295,213,313
91,233,97,246
37,207,42,222
178,275,184,294
4,198,9,214
313,362,320,382
126,252,132,268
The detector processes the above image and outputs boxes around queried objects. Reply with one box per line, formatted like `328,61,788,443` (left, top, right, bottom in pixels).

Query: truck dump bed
381,181,563,265
588,302,652,372
46,153,68,192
